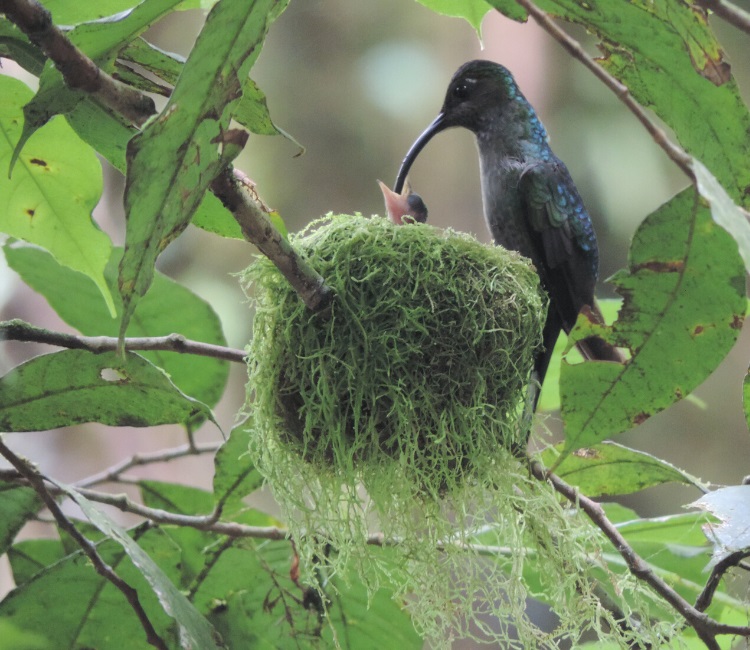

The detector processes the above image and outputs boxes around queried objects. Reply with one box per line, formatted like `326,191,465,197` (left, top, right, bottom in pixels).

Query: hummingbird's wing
520,161,625,364
519,160,598,332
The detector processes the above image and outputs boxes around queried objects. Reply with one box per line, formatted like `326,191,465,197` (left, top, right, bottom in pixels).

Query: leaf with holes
0,349,214,431
560,191,746,451
0,75,114,316
118,0,288,338
5,243,229,411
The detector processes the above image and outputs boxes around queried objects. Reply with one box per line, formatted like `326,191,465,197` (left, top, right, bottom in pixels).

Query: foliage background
1,0,750,646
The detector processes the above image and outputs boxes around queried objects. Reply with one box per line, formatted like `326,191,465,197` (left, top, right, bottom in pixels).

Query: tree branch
529,461,750,644
511,0,695,180
0,436,168,650
0,319,246,363
211,170,333,312
697,0,750,36
0,0,331,312
76,441,222,489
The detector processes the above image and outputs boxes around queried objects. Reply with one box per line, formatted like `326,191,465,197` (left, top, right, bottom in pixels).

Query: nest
244,214,546,497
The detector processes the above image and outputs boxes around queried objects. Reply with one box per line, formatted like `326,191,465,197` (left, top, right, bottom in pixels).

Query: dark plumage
395,60,623,406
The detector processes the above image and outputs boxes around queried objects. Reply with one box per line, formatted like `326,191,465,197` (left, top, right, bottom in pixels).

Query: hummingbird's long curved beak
394,112,448,194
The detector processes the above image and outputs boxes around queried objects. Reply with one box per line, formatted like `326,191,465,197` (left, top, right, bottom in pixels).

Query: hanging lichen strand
242,215,671,648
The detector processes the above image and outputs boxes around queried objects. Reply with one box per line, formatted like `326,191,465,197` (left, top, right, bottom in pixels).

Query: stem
1,319,246,363
697,0,750,35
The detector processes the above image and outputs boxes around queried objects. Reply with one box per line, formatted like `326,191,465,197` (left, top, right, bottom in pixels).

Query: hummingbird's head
394,60,522,194
439,60,519,132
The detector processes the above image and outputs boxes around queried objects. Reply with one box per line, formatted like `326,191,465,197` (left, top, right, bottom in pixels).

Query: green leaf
139,480,214,516
191,540,421,649
540,442,701,497
691,486,750,563
4,243,229,410
415,0,494,36
13,0,188,158
0,75,115,316
538,299,619,412
41,0,145,25
213,423,264,513
192,191,245,239
120,37,184,86
7,539,66,587
0,349,213,431
52,483,225,650
118,0,288,338
1,535,174,649
0,620,48,650
561,191,746,450
65,96,135,172
0,487,41,555
536,0,750,204
0,19,45,75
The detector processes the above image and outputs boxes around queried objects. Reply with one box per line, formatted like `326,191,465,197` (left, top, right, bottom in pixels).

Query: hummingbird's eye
452,78,475,101
453,82,469,100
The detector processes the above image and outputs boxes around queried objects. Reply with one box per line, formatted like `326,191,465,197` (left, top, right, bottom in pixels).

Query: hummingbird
394,60,623,406
378,180,429,225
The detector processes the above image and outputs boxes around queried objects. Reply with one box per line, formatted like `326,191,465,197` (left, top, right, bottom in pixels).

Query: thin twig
512,0,695,180
529,461,750,645
695,549,750,612
0,436,168,650
76,441,222,489
0,319,247,363
697,0,750,36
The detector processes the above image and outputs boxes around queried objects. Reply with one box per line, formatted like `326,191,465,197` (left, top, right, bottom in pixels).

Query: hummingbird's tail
572,301,627,364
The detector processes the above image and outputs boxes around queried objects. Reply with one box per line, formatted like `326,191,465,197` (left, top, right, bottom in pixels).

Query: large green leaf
540,442,700,497
4,243,229,410
519,1,750,202
191,534,422,649
118,0,288,337
1,535,174,649
0,620,48,650
0,487,41,555
0,76,114,316
560,191,746,449
53,483,225,650
0,349,213,431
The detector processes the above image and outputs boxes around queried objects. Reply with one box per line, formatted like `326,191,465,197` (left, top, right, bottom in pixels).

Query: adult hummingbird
394,60,623,404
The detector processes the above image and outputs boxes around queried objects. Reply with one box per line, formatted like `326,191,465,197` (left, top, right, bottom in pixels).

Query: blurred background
1,0,750,642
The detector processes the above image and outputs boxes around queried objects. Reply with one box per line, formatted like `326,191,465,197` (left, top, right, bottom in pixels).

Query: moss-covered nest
242,215,669,648
244,214,546,496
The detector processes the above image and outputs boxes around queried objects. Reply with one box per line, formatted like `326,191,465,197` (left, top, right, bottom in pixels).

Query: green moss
245,214,546,496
